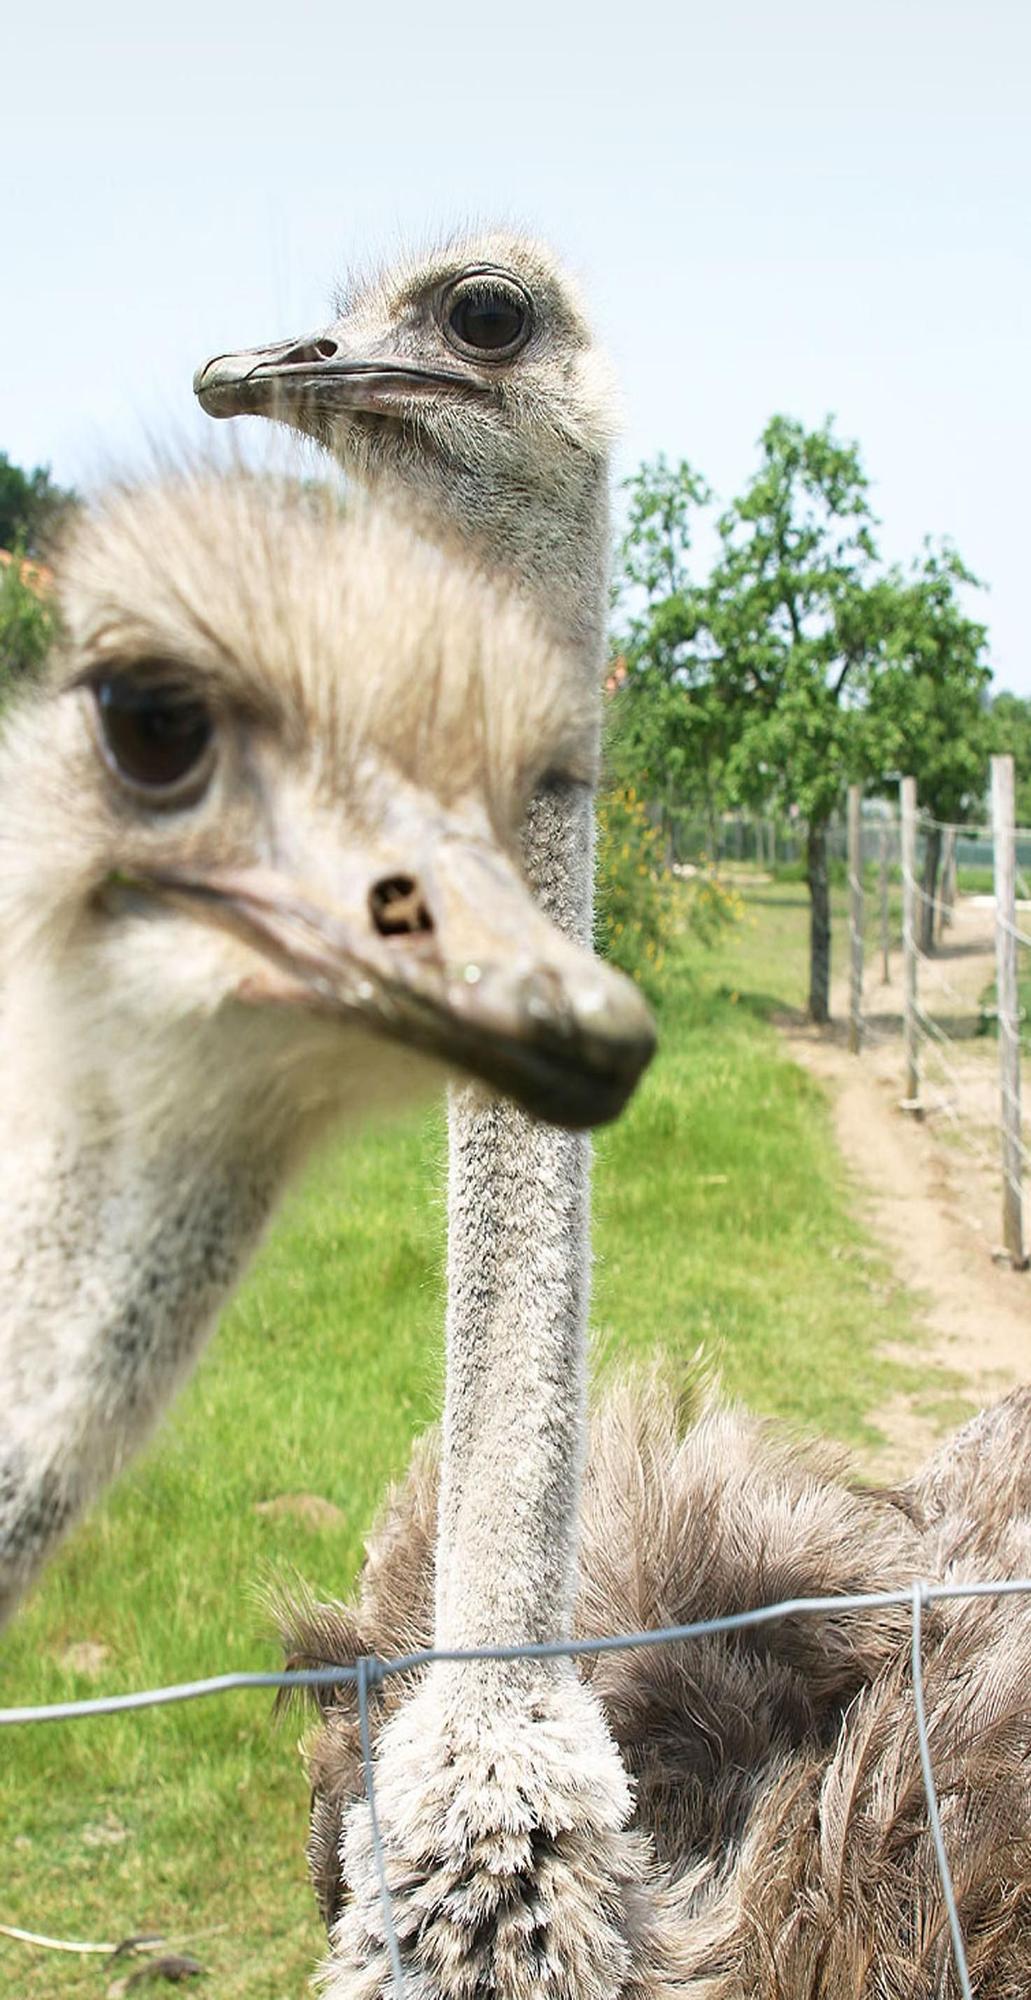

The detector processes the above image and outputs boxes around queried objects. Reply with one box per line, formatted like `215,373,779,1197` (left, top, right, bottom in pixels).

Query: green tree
610,458,733,854
862,543,991,947
989,691,1031,826
615,424,997,1018
705,416,880,1022
617,453,710,602
0,452,77,555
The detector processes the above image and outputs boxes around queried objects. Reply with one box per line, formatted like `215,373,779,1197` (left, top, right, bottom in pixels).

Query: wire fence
7,1574,1031,1999
667,805,1031,882
839,765,1029,1268
3,779,1028,1996
661,779,1031,1259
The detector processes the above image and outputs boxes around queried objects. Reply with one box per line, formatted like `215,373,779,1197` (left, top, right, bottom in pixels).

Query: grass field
0,883,927,1999
978,961,1031,1049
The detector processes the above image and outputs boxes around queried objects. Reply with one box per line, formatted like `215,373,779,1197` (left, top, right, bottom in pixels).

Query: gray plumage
276,1372,1031,1998
195,237,1031,1999
196,231,642,1999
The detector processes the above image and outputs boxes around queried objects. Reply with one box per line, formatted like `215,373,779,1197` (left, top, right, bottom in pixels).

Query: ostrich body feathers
277,1372,1031,1997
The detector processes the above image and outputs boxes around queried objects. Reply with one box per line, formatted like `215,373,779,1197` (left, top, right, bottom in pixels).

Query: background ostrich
0,469,653,1628
278,1373,1031,1997
194,237,1031,1999
195,233,646,1994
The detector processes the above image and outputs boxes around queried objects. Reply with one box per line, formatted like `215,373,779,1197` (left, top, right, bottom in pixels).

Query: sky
4,0,1029,686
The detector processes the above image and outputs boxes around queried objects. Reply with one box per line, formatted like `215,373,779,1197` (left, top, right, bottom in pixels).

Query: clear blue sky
4,1,1028,687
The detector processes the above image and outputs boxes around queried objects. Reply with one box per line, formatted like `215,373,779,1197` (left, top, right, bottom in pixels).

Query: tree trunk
806,820,832,1024
919,823,942,954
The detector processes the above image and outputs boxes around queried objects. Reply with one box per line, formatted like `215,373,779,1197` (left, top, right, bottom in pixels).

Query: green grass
978,961,1031,1049
0,887,925,1999
956,864,995,896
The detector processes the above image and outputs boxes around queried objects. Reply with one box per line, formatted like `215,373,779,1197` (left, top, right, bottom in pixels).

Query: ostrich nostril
369,875,434,938
277,337,339,366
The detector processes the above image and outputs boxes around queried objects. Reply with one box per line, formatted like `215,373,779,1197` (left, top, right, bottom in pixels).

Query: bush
687,862,744,944
596,787,740,998
0,548,52,703
596,785,675,995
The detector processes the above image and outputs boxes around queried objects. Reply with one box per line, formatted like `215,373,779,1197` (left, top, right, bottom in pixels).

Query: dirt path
778,897,1029,1478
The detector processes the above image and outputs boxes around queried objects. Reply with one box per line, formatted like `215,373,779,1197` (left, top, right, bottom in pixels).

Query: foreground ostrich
0,471,654,1628
280,1374,1031,1997
195,234,645,1993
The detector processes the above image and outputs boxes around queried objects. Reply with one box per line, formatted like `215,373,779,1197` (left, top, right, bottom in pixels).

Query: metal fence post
901,777,920,1110
991,754,1027,1268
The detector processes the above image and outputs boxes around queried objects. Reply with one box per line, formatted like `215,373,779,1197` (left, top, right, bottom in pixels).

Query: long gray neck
0,1071,283,1626
364,443,611,665
433,453,609,1648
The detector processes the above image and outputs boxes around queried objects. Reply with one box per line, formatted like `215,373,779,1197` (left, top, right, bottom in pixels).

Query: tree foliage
610,457,730,848
861,543,990,946
861,544,990,818
613,418,994,1019
989,692,1031,825
0,552,53,703
0,452,78,556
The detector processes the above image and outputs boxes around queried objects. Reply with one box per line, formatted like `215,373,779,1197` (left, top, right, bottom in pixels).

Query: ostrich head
0,470,655,1624
193,231,618,650
0,473,652,1147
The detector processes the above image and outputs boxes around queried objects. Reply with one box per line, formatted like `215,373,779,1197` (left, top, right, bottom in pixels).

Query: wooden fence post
901,777,920,1110
848,785,864,1053
940,826,957,935
991,754,1027,1267
879,821,891,983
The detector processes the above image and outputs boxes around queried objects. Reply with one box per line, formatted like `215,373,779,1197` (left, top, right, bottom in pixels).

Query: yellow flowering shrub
688,865,744,944
595,786,673,995
595,787,740,998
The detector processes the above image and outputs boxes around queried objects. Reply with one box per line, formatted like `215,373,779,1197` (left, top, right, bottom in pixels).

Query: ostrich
194,251,1031,1994
195,232,647,1994
279,1372,1031,1997
0,468,654,1629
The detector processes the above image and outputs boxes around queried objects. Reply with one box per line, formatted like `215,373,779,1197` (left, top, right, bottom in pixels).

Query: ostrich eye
442,276,533,361
92,674,215,802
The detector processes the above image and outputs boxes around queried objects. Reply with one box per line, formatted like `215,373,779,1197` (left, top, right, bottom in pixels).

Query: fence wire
868,807,1030,1253
7,1574,1031,1996
4,803,1026,1996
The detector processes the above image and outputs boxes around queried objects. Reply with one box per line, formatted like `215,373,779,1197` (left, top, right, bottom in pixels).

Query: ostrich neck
0,1048,283,1624
436,790,593,1647
433,450,610,1650
366,445,611,663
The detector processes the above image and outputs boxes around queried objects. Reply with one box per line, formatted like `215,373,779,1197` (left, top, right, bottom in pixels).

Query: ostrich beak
126,846,655,1131
193,337,486,423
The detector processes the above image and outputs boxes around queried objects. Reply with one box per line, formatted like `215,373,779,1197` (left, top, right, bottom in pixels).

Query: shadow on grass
923,937,997,963
745,891,810,911
713,983,806,1026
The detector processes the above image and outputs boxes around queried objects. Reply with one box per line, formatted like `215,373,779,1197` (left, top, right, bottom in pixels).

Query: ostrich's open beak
193,337,487,423
125,840,655,1131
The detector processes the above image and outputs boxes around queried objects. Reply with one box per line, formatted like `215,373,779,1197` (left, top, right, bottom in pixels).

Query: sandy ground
779,896,1029,1478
